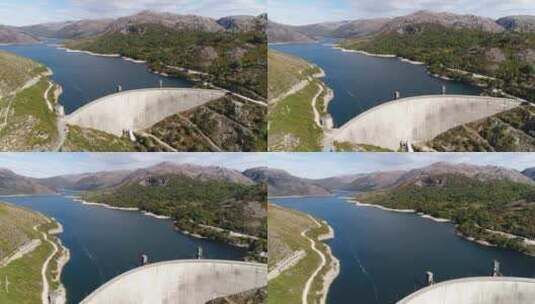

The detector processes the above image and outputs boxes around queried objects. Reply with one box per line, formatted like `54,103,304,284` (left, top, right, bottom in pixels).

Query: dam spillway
329,95,521,150
80,259,267,304
65,88,226,136
397,277,535,304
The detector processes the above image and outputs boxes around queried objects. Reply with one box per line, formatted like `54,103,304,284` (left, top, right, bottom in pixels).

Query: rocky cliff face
497,15,535,32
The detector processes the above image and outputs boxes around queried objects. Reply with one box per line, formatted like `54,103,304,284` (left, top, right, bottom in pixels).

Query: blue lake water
0,40,192,114
272,196,535,304
270,42,482,126
1,194,245,304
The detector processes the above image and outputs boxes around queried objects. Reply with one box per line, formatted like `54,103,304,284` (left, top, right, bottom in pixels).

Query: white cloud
269,0,535,25
1,0,266,26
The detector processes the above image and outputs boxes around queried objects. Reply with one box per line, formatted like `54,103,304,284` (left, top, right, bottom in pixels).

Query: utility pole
5,275,9,294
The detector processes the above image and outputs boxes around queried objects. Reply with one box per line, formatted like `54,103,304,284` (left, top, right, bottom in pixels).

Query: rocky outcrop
497,15,535,32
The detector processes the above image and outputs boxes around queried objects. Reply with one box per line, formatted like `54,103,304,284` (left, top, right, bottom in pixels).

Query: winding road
301,216,326,304
32,223,58,304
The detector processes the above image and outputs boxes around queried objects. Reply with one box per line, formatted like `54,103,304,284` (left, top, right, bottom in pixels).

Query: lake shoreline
70,197,263,258
347,198,535,256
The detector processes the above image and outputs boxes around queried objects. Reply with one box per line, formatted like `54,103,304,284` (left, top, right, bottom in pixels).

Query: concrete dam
397,277,535,304
65,88,226,136
80,259,267,304
329,95,521,150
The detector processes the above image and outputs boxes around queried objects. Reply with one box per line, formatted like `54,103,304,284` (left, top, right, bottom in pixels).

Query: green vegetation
62,125,136,152
0,79,58,151
420,105,535,151
341,24,535,101
268,49,313,100
333,141,393,152
66,23,267,100
83,176,267,261
357,174,535,254
269,81,323,151
145,96,266,152
0,203,64,304
0,51,45,97
268,204,335,304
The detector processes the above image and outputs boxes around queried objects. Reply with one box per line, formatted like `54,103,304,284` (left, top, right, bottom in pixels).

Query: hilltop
0,25,39,44
245,167,330,197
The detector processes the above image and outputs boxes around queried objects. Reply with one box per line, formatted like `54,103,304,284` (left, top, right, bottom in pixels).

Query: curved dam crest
80,259,267,304
397,277,535,304
329,95,521,150
65,88,226,136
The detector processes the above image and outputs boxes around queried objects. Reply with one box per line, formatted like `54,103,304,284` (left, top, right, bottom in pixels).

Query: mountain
19,10,264,40
40,170,132,191
330,18,390,38
522,167,535,180
243,167,330,197
217,15,265,32
342,171,406,192
0,25,39,44
379,10,504,34
21,19,113,39
267,21,315,43
312,174,365,191
296,21,351,38
395,162,534,186
105,10,223,33
0,169,55,195
121,162,255,186
497,15,535,32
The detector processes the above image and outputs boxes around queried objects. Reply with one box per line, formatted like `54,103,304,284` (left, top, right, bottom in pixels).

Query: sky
266,153,535,179
1,152,535,179
0,0,266,26
269,0,535,25
0,153,266,178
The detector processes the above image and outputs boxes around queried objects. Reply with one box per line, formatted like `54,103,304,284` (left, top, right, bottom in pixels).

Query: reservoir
270,42,482,126
1,194,245,304
272,195,535,304
0,40,193,114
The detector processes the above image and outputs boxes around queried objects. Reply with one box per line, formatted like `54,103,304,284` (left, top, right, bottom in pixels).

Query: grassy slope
62,125,136,152
0,203,59,304
268,49,312,101
0,79,58,151
0,51,45,97
269,81,323,151
268,204,333,304
421,105,535,152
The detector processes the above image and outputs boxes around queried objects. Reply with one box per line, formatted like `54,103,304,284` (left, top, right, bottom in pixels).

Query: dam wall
81,260,267,304
65,88,226,136
331,95,521,150
398,277,535,304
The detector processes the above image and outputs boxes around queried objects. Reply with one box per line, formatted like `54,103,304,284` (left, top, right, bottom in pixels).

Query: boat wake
351,249,380,303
